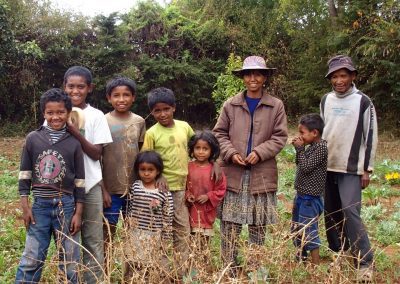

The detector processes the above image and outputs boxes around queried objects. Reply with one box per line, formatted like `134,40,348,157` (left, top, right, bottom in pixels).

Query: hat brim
232,67,277,77
68,107,85,129
325,65,357,78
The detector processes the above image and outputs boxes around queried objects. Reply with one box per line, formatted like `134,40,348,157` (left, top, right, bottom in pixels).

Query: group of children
15,53,376,283
15,66,227,283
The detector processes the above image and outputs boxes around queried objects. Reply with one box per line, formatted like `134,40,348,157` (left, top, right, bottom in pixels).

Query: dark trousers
324,172,373,267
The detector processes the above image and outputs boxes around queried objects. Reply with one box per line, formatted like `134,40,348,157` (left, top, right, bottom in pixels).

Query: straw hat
68,107,85,130
232,56,277,77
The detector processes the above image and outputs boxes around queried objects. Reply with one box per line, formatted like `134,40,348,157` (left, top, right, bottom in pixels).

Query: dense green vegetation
0,0,399,133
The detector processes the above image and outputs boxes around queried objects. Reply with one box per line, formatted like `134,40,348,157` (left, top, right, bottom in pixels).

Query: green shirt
142,120,194,191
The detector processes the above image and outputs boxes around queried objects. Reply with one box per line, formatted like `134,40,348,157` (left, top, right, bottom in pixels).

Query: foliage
0,0,399,130
211,53,244,114
375,220,400,245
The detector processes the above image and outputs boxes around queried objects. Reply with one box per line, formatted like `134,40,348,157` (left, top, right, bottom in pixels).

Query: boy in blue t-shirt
291,113,327,266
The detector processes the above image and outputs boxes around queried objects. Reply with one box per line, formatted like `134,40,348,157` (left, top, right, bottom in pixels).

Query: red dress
185,161,227,231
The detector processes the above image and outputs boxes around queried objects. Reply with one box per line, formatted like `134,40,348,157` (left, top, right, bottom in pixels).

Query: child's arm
67,121,103,161
100,180,112,208
295,143,328,174
20,196,35,229
207,172,227,207
70,202,83,236
19,135,35,229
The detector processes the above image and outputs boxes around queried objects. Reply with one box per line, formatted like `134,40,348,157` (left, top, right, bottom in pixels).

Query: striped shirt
320,85,378,175
126,180,174,240
44,125,67,144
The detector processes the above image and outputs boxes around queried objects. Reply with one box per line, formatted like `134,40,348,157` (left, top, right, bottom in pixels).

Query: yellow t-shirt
142,120,194,191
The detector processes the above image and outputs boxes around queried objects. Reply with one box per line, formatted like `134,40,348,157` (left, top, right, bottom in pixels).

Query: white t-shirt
82,105,113,192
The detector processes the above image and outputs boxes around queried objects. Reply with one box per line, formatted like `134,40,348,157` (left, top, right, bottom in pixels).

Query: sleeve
213,101,239,163
138,119,146,143
92,111,113,145
126,181,139,217
161,192,174,240
73,143,85,203
206,171,227,208
363,101,378,172
141,130,155,151
253,101,288,161
18,137,32,196
295,144,328,174
187,123,195,140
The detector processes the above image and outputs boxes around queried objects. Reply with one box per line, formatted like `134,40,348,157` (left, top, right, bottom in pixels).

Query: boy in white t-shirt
64,66,113,283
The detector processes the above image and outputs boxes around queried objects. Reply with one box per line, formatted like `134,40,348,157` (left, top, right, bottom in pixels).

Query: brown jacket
213,90,288,194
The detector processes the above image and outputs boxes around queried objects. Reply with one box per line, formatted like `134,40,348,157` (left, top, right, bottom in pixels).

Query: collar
230,90,276,107
333,83,358,98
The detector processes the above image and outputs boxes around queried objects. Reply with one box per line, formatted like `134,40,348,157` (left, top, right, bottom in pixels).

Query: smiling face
329,69,356,94
138,162,159,188
298,124,319,145
193,139,212,165
243,70,267,97
151,102,175,128
64,75,93,109
44,101,70,131
107,86,135,116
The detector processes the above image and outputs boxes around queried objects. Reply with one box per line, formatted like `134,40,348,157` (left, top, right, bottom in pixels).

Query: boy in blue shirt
16,89,85,283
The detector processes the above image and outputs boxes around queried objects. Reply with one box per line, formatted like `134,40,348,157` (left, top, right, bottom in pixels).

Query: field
1,133,399,283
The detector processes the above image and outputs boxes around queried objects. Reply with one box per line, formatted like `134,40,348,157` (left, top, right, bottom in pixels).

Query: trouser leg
337,174,373,266
324,172,348,252
171,190,190,278
81,184,104,283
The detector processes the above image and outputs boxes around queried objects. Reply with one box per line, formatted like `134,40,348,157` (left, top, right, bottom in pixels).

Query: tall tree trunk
328,0,338,17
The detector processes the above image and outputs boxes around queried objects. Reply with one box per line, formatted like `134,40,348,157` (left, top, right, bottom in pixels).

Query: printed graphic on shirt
110,124,139,151
35,149,66,184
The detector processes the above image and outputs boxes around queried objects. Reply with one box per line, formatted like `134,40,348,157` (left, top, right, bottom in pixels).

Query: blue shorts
291,194,323,251
103,194,127,225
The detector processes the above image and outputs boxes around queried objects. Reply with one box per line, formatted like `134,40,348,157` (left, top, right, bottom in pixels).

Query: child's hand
186,193,195,203
101,185,112,208
156,175,169,193
66,121,80,137
22,207,35,229
20,196,35,229
70,213,82,236
292,136,304,147
196,194,209,204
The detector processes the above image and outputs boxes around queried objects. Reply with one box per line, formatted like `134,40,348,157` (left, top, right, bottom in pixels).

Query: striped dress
125,180,173,263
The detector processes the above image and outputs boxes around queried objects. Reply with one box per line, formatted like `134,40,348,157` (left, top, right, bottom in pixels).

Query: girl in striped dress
124,151,173,280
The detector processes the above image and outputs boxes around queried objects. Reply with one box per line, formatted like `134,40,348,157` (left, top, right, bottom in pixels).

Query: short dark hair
40,88,72,113
299,113,324,136
188,131,220,162
106,76,136,97
147,87,175,110
63,66,92,85
134,151,164,179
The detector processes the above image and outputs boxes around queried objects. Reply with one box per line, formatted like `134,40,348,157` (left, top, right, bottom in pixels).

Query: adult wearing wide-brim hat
213,55,288,277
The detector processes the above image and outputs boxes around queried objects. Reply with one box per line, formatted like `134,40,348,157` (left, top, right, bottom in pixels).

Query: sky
50,0,169,17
